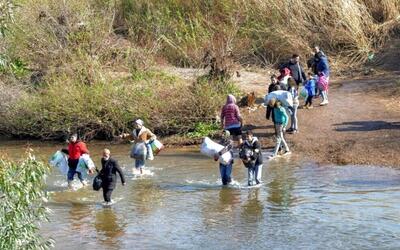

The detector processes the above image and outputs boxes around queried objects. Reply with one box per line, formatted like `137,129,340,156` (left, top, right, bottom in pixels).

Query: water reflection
129,179,164,216
95,209,126,249
241,189,263,223
267,161,298,212
68,203,92,232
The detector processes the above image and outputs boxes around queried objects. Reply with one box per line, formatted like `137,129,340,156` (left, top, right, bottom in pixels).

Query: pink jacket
221,95,241,128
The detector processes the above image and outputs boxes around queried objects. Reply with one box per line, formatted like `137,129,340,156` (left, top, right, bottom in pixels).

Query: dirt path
161,64,400,167
242,72,400,167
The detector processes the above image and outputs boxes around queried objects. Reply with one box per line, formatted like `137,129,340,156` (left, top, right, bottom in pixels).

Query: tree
0,152,54,249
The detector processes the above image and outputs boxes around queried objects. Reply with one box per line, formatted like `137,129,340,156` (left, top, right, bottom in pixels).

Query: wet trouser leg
290,105,298,130
219,163,232,185
273,124,290,155
254,164,263,184
248,167,256,186
103,188,113,202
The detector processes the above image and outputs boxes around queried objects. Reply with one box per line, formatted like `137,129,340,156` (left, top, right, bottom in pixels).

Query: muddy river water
1,140,400,249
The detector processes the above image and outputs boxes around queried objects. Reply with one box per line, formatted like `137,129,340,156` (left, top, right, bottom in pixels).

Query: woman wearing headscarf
120,119,156,174
220,94,243,146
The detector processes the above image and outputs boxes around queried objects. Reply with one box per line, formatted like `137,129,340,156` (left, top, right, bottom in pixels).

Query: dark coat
240,138,263,168
282,61,307,85
100,158,125,190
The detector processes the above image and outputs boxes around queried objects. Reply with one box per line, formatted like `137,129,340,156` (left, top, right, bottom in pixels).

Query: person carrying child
214,130,234,186
239,130,263,186
268,98,291,159
304,72,316,109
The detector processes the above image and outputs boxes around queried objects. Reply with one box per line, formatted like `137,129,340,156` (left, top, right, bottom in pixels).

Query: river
1,140,400,249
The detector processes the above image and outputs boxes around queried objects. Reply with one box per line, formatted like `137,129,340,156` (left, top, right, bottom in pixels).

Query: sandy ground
160,52,400,167
241,71,400,167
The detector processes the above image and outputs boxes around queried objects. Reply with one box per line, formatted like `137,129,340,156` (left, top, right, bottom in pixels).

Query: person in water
100,149,125,206
120,119,157,174
67,133,90,188
220,94,243,146
214,130,234,186
240,130,263,186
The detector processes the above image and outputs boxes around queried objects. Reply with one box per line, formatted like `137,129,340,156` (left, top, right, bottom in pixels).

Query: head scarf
226,94,236,104
135,119,144,126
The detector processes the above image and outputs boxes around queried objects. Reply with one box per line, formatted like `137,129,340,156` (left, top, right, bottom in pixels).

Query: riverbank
246,71,400,167
160,69,400,168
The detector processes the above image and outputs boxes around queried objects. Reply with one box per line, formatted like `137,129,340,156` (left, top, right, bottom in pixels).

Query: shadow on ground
334,121,400,132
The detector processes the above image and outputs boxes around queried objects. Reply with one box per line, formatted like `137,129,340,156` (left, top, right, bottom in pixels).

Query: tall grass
119,0,400,68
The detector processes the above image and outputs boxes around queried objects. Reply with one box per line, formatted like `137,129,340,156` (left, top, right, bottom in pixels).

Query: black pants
305,95,314,106
102,188,113,202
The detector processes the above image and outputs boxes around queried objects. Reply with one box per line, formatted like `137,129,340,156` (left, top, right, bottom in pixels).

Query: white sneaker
283,151,292,156
320,101,328,106
81,180,88,186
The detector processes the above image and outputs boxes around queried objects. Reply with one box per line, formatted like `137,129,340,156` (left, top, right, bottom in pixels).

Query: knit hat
223,130,230,138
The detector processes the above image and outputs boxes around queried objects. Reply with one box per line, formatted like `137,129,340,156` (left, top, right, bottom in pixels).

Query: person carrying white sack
265,89,293,131
120,119,157,174
213,130,234,186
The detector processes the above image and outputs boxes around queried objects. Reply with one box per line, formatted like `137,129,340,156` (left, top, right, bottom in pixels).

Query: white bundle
200,137,233,165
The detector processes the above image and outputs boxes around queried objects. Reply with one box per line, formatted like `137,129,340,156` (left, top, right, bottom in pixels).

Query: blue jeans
135,159,145,169
67,168,83,182
248,164,263,186
219,163,233,185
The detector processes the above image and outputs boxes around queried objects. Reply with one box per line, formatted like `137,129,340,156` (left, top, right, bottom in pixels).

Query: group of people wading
51,47,330,204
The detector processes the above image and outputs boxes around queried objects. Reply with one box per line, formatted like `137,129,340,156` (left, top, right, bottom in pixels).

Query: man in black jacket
282,54,307,86
100,148,125,205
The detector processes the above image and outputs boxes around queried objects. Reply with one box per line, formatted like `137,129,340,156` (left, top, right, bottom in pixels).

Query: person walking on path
282,54,307,86
220,94,243,146
99,149,125,206
67,133,90,188
287,78,299,133
268,99,291,159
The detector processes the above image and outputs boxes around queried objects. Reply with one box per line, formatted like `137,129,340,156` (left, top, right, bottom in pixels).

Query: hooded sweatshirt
221,95,241,129
241,137,263,168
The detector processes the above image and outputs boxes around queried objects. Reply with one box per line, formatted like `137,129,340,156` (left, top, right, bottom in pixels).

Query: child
318,72,329,105
304,72,316,109
266,74,281,121
269,99,291,159
239,130,263,186
214,130,234,185
277,67,291,90
287,77,299,133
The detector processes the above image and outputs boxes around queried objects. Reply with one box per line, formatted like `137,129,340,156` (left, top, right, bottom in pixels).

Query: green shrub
187,121,220,138
0,153,53,249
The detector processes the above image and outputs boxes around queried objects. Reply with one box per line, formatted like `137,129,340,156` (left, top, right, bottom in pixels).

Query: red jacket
68,141,89,160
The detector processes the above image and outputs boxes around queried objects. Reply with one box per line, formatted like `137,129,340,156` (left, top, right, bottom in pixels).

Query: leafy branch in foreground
0,152,54,250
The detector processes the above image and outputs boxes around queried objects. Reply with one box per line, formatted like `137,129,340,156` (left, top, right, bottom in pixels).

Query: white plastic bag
49,151,69,176
200,137,233,165
146,143,154,160
76,154,95,178
131,142,147,161
264,90,293,107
